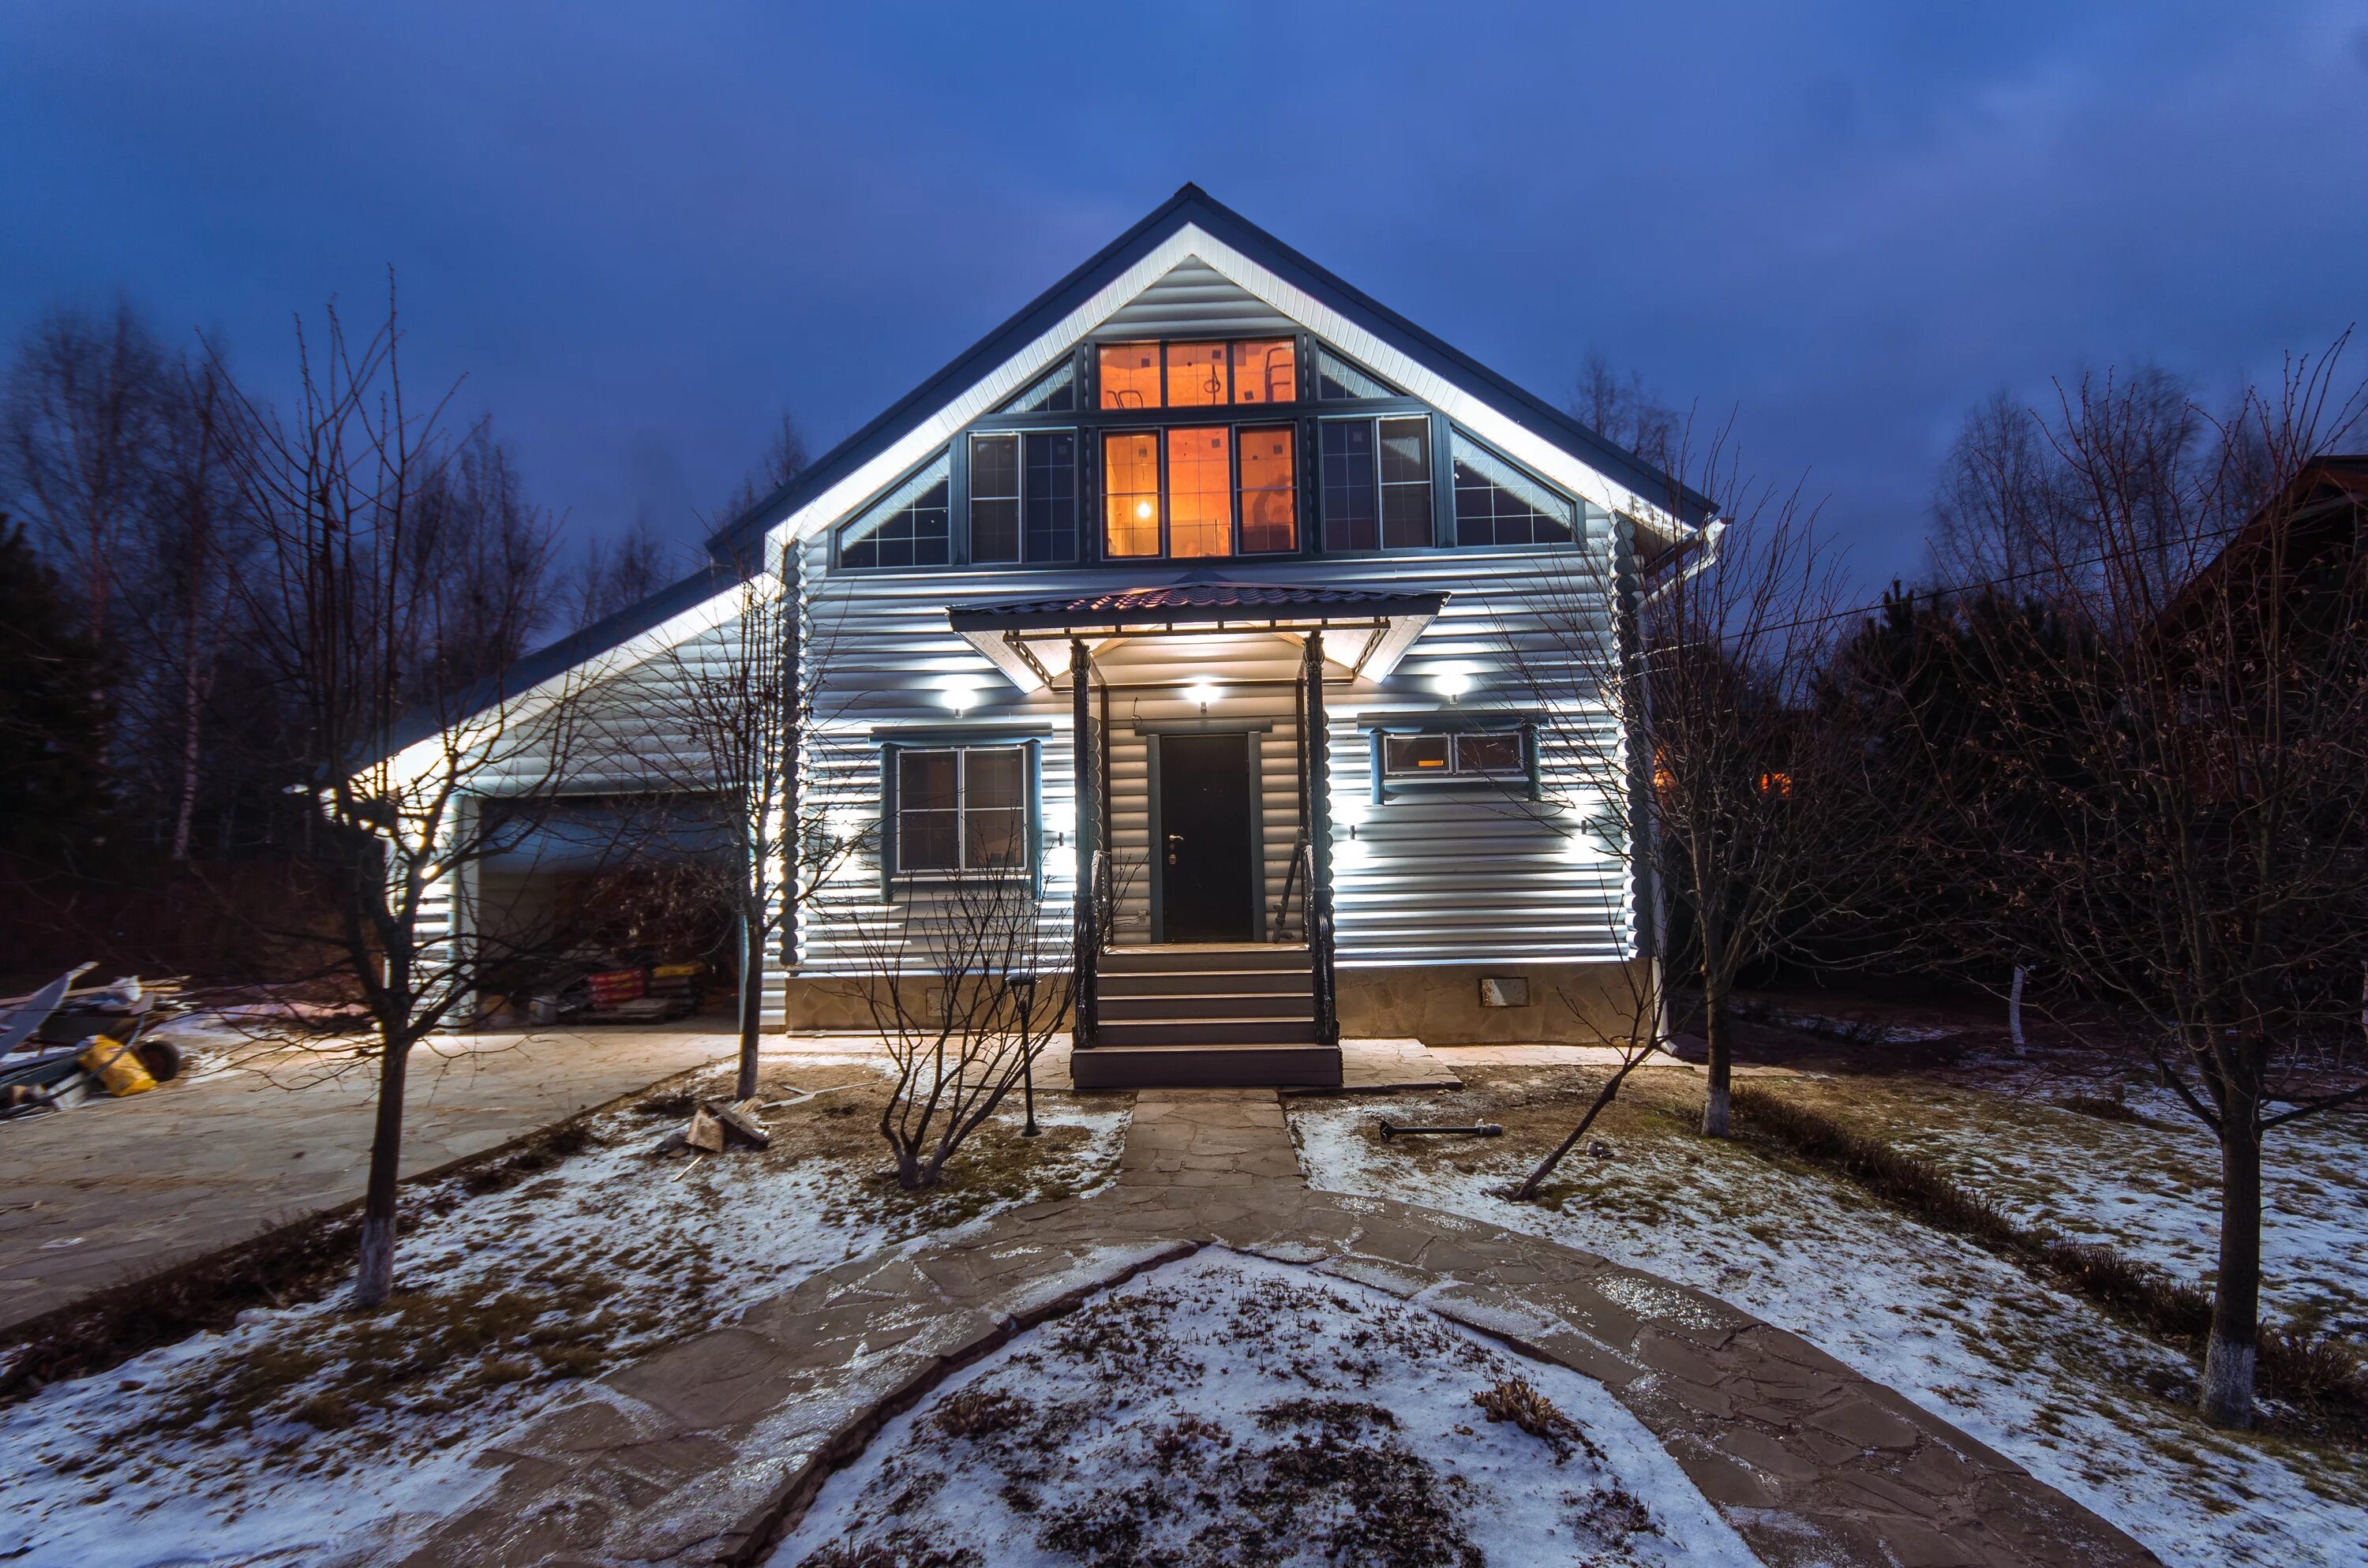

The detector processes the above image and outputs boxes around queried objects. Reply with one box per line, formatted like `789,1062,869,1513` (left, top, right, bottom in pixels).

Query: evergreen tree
0,515,114,859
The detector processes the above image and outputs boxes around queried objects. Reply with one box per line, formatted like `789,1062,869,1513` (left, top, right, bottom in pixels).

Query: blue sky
6,2,2364,590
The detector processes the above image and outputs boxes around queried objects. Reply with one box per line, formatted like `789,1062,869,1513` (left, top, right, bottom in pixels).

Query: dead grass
1726,1083,2368,1436
1471,1377,1601,1465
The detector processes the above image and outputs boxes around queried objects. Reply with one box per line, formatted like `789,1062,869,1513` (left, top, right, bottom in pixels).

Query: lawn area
0,1051,1128,1568
1767,1070,2368,1343
1287,1064,2368,1568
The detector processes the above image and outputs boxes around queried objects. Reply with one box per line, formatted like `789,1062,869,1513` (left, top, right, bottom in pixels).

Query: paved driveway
0,1026,732,1334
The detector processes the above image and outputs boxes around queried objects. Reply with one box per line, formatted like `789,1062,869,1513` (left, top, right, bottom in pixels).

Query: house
429,186,1719,1087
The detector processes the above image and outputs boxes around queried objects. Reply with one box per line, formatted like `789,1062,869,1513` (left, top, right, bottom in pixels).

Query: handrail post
1070,637,1099,1050
1304,631,1339,1046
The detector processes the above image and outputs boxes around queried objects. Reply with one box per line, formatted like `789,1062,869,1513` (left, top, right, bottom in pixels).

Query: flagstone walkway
395,1088,2158,1568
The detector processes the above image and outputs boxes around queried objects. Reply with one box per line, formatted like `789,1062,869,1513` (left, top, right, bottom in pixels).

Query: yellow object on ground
78,1035,157,1097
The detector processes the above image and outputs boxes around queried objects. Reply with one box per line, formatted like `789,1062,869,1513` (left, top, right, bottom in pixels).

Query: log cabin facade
430,187,1718,1087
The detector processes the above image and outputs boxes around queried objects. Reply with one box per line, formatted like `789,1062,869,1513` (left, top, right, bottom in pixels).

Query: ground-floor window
893,745,1029,874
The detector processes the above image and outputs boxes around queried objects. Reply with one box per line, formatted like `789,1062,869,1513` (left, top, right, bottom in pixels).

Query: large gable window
969,431,1077,563
1097,338,1297,410
837,454,952,569
1100,425,1297,559
1321,416,1433,551
894,745,1029,874
1451,435,1575,547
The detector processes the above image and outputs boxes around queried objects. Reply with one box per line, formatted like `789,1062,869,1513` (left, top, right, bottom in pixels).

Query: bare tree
215,286,584,1306
1568,350,1680,477
138,356,251,862
631,549,860,1100
1501,426,1847,1181
571,510,676,630
1876,348,2368,1427
714,410,811,526
1643,443,1847,1136
849,869,1073,1190
0,299,173,645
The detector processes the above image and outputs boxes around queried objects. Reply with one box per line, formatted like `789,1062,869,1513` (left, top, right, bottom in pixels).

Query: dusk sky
7,2,2365,594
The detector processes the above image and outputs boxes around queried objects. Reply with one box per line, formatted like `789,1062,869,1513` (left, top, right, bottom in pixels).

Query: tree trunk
352,1032,412,1308
170,623,205,863
1701,978,1733,1138
2200,1111,2263,1428
736,910,765,1102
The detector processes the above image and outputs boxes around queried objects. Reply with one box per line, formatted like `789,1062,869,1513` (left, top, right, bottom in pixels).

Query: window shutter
878,745,899,901
1025,739,1044,896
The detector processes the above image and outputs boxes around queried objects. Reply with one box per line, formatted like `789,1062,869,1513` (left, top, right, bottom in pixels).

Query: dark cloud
3,2,2359,588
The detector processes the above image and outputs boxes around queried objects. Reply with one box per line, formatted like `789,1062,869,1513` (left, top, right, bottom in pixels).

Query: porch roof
949,579,1446,692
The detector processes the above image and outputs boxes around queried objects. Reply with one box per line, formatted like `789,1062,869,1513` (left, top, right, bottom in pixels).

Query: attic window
1450,435,1574,547
1313,349,1399,401
999,361,1076,415
1097,339,1298,410
837,453,952,570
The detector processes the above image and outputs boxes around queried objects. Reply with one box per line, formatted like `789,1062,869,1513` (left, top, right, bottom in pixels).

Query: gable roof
705,183,1716,565
377,186,1714,771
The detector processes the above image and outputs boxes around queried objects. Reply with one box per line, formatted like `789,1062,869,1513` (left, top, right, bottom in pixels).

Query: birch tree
218,286,584,1306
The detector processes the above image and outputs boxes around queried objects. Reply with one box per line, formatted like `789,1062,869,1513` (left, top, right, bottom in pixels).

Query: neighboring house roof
379,185,1711,765
2157,453,2368,634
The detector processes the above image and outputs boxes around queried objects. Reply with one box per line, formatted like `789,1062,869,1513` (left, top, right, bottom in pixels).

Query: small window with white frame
1376,728,1531,789
894,745,1029,874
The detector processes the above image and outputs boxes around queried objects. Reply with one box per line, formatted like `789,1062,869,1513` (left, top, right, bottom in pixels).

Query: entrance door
1156,732,1257,942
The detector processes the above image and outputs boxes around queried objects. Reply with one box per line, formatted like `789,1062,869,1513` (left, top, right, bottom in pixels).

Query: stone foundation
783,958,1654,1046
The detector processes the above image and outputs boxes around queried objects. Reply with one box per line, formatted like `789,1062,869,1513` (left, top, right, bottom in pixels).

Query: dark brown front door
1157,733,1255,942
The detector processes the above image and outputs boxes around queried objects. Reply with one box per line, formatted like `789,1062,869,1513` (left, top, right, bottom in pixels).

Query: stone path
397,1087,2157,1568
0,1027,730,1334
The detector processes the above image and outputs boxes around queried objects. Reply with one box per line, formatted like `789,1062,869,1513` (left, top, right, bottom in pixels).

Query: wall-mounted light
1434,666,1475,703
940,675,988,716
1185,680,1220,713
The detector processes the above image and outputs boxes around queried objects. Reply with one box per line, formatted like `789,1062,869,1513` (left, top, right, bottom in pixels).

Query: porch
947,579,1446,1090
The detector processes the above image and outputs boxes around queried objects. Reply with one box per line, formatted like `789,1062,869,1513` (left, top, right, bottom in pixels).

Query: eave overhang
950,581,1446,693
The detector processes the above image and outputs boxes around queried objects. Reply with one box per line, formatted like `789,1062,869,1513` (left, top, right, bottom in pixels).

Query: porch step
1100,990,1316,1021
1094,1016,1319,1048
1100,967,1312,998
1100,945,1310,975
1070,1042,1342,1091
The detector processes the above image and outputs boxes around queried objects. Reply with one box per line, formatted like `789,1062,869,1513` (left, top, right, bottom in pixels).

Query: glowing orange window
1238,426,1295,552
1102,432,1162,556
1098,342,1162,410
1164,342,1229,407
1167,428,1232,557
1231,339,1296,405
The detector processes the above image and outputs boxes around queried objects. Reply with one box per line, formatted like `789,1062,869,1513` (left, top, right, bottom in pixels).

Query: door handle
1167,832,1183,867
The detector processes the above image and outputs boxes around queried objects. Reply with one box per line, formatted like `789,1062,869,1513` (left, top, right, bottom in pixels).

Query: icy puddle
774,1248,1760,1568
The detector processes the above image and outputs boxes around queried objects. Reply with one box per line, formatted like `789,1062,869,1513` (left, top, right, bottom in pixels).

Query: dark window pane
1238,425,1295,553
1384,735,1451,774
969,435,1020,563
900,810,958,871
899,750,958,811
1377,417,1433,548
1320,421,1377,552
1451,439,1574,548
839,462,952,569
1001,360,1075,414
966,807,1027,869
1023,431,1076,563
1457,733,1523,774
965,747,1025,810
1314,348,1395,401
